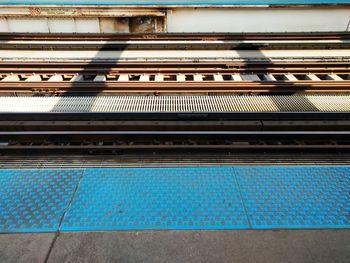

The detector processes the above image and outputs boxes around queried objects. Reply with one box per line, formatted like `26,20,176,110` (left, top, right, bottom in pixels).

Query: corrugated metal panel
0,95,349,113
2,154,350,168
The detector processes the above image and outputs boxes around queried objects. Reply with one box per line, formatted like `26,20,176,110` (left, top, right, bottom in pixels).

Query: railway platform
0,0,350,262
1,166,349,262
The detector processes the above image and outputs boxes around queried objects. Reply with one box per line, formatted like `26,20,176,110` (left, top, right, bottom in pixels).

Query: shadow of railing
48,35,324,116
235,44,321,113
51,38,124,113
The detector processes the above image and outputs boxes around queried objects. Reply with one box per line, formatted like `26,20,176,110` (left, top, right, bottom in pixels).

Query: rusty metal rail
0,61,349,93
0,32,349,155
2,153,350,168
0,95,349,153
1,130,350,153
1,32,349,50
1,81,349,93
0,61,349,73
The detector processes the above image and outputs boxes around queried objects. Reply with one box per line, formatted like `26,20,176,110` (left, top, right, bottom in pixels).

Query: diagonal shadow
50,40,123,113
50,17,158,113
49,38,322,114
235,43,320,112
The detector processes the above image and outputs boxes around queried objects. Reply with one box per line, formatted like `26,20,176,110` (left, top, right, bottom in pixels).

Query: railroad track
0,61,349,93
0,32,348,155
0,95,349,153
1,131,350,153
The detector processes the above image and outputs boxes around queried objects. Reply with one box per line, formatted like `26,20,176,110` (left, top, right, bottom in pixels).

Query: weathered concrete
47,230,350,263
0,233,55,263
1,230,349,263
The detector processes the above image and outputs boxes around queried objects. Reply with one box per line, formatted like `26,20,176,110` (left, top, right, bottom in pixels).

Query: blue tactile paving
1,166,350,233
1,0,349,5
234,166,350,229
61,167,249,231
0,169,83,233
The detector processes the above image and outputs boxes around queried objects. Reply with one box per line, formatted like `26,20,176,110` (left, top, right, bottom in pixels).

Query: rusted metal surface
1,120,350,132
1,131,350,153
0,32,348,156
0,7,166,17
1,32,349,49
0,9,166,33
0,81,349,93
0,60,348,73
129,17,157,33
0,95,349,153
0,60,349,93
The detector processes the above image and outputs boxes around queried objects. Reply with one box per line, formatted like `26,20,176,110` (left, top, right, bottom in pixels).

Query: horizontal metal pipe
1,131,350,135
0,32,349,41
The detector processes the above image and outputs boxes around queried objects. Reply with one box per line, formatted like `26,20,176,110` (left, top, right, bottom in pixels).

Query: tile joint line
43,168,86,263
57,168,86,231
232,167,252,229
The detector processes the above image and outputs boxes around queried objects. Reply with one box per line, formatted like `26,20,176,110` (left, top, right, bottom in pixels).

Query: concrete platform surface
0,233,54,263
1,230,350,263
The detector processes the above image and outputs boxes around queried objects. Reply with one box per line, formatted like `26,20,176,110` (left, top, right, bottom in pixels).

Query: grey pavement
1,230,349,263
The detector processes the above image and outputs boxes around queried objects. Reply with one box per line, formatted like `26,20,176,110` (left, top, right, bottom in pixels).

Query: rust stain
29,7,42,16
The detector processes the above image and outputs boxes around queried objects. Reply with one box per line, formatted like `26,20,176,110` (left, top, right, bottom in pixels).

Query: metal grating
1,155,350,168
1,95,350,113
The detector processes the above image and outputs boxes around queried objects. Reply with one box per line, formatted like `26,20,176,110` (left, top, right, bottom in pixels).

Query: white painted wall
0,18,8,32
167,8,350,32
48,19,75,33
75,18,100,33
7,17,50,32
0,17,102,33
0,7,349,33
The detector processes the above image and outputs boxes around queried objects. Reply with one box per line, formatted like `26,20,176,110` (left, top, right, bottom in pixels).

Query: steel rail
1,32,349,41
0,61,349,74
2,145,349,150
1,153,350,167
1,33,349,50
0,137,347,154
0,61,349,93
2,131,350,135
0,81,349,93
1,119,349,152
2,112,350,121
2,120,348,132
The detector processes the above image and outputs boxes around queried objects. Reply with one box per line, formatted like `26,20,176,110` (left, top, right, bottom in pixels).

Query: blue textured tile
0,169,83,233
235,166,350,229
62,167,248,231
